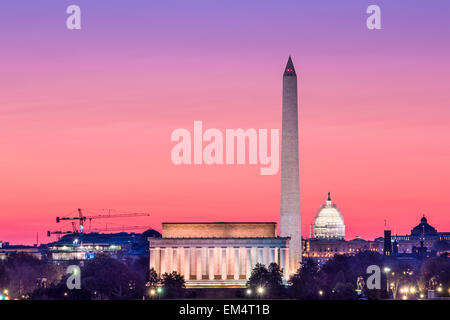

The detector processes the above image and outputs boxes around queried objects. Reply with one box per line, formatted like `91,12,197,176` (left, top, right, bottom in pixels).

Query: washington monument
280,56,301,275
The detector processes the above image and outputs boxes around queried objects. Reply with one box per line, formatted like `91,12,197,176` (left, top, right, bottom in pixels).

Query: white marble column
214,247,220,278
166,247,172,273
234,248,240,280
227,247,233,278
160,248,166,275
269,247,275,265
221,247,227,280
184,247,190,279
155,247,161,275
263,247,269,266
251,247,257,268
246,247,252,279
240,248,246,278
172,247,178,273
258,247,264,265
208,247,214,280
202,247,208,279
149,248,155,272
197,247,203,280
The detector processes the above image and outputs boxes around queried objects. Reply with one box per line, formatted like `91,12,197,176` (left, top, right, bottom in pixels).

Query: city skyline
1,1,450,244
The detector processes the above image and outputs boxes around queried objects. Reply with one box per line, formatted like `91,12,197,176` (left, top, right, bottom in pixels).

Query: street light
150,289,156,296
156,287,163,294
318,290,324,296
246,289,252,296
384,267,391,293
257,287,264,295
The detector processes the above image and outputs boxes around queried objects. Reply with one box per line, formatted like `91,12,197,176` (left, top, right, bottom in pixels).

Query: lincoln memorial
149,222,290,287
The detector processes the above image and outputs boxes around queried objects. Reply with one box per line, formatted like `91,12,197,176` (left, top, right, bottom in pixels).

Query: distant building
302,237,383,265
303,215,450,265
47,229,161,261
390,215,450,256
313,193,345,240
0,242,43,260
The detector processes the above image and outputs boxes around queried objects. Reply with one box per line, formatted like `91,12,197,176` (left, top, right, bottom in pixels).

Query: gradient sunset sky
1,0,449,244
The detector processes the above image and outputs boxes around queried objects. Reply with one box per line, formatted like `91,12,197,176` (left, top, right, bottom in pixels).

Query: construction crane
88,225,150,233
47,222,78,238
56,208,150,233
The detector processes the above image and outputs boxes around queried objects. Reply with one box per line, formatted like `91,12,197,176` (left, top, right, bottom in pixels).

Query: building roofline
162,222,277,225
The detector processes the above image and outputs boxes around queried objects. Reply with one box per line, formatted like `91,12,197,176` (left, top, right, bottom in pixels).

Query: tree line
1,251,449,300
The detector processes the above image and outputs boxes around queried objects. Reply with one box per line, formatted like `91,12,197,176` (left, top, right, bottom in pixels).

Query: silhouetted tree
331,282,358,300
289,259,320,299
419,256,450,295
0,253,64,299
148,268,160,287
161,271,185,298
247,263,284,298
81,254,144,299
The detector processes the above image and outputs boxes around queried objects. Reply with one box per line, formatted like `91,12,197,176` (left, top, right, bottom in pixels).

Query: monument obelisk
280,56,301,275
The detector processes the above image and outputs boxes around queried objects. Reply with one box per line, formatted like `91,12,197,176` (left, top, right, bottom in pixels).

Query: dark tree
81,254,144,299
247,263,285,298
331,282,358,300
419,256,450,294
289,259,320,299
161,271,185,299
30,278,91,300
148,268,160,287
0,253,64,299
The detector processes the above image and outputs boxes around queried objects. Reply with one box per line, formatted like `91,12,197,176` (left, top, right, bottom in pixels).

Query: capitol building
303,193,384,265
313,193,345,240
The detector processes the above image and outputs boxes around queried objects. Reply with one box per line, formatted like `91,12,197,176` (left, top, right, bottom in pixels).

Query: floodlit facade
313,193,345,240
149,223,290,287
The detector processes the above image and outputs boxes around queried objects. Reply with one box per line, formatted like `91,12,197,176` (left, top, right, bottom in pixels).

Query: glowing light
437,287,442,293
246,289,252,295
402,295,407,300
257,287,264,294
383,267,391,273
318,290,324,296
150,289,156,296
156,287,163,294
409,287,416,294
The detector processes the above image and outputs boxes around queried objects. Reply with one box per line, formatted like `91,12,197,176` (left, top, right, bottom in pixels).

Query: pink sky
1,1,449,244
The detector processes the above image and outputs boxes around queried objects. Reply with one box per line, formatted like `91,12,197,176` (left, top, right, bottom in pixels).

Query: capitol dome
313,192,345,240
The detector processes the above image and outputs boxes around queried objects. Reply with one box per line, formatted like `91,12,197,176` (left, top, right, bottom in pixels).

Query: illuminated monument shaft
280,56,301,275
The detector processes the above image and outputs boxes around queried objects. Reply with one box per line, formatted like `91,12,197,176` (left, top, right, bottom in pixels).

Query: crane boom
56,209,150,233
88,225,150,233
